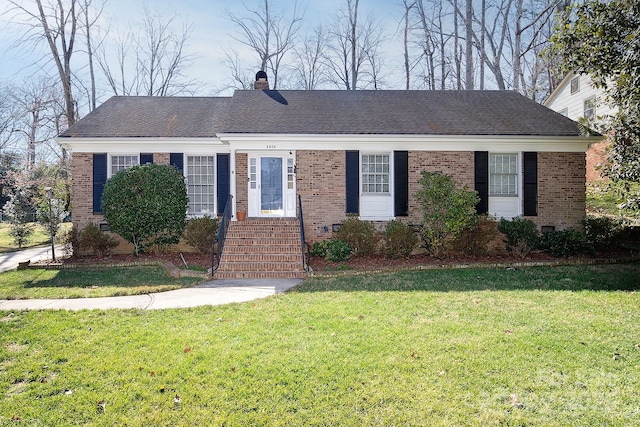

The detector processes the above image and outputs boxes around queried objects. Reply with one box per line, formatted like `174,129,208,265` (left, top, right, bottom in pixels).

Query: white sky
0,0,406,101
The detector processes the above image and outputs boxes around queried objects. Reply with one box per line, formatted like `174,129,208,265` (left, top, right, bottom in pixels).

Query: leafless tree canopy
225,0,304,90
97,8,197,97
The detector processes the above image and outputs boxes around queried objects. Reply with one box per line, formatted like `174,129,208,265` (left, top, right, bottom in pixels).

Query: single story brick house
60,76,597,258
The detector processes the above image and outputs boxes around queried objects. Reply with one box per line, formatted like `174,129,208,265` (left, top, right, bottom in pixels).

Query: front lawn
0,222,51,252
1,263,639,425
0,267,204,299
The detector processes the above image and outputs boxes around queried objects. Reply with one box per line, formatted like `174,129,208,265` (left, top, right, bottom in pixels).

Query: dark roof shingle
60,96,230,138
222,90,581,136
60,90,582,138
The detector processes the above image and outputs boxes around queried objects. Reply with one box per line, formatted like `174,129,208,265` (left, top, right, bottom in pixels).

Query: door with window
248,152,296,217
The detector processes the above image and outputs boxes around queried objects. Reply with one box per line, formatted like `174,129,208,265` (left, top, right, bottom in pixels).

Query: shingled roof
60,90,581,138
59,96,230,138
222,90,581,136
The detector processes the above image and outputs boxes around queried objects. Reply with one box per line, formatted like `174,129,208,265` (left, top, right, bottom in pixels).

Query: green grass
0,222,51,252
0,267,204,299
1,263,639,425
587,181,640,221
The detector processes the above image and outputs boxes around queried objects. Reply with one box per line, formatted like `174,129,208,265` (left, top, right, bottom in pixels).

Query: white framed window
490,153,518,196
361,154,390,193
186,155,215,215
584,96,596,121
559,107,568,117
570,76,580,94
110,155,138,176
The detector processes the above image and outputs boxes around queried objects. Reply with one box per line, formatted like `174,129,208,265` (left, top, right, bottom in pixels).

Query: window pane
361,153,390,193
186,156,215,214
489,153,518,196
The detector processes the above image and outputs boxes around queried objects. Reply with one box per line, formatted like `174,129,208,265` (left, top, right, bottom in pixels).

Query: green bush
324,239,352,262
184,216,220,254
78,222,119,257
383,220,418,259
334,217,379,257
452,215,500,257
583,215,625,249
415,171,480,257
497,217,539,259
311,241,328,257
101,164,188,255
310,239,351,262
538,229,595,257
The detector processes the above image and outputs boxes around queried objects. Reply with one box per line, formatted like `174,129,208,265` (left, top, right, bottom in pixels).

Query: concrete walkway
0,278,303,311
0,245,65,273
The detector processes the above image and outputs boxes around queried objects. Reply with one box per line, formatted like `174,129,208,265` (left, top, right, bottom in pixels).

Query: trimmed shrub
497,216,539,259
78,222,119,257
452,215,502,257
334,217,379,257
583,215,624,249
538,229,595,257
101,164,188,255
383,219,418,259
310,239,351,262
183,216,220,254
415,171,480,257
324,239,351,262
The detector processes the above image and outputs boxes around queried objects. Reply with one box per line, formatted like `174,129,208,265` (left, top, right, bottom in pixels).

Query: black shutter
345,151,359,214
170,153,184,172
523,152,538,216
93,153,107,214
474,151,489,214
394,151,409,216
217,154,230,215
140,153,153,164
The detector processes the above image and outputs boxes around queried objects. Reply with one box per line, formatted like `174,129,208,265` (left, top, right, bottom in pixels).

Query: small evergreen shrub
78,222,119,257
334,217,379,257
383,219,418,259
324,239,351,262
452,215,501,257
583,215,624,249
310,239,351,262
538,229,595,257
497,217,539,259
311,241,328,257
184,216,220,254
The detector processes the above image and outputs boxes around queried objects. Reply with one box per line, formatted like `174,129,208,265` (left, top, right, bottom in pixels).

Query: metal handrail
211,194,233,273
297,194,309,271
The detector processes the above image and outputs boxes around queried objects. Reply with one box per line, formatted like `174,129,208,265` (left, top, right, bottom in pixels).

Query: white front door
248,152,296,218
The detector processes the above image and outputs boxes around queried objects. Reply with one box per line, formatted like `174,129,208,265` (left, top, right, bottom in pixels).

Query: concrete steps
214,218,307,279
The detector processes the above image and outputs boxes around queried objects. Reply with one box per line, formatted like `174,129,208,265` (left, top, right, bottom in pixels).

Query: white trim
219,134,596,153
60,137,227,154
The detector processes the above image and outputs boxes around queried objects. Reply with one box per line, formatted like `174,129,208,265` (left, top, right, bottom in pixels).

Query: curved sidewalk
0,278,303,311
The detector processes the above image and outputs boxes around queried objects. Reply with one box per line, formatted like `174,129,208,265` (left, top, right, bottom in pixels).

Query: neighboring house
60,74,597,269
544,72,616,181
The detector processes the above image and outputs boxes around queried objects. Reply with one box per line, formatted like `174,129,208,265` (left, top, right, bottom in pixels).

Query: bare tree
97,8,197,96
6,0,84,127
324,0,387,90
225,0,304,89
10,78,63,169
290,26,329,90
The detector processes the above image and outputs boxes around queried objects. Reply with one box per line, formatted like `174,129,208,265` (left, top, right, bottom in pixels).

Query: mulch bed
58,249,639,275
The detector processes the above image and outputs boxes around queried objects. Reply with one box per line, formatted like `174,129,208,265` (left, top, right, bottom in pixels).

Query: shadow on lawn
21,266,181,289
296,262,640,293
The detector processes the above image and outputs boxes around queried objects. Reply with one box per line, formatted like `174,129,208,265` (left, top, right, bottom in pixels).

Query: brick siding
534,152,586,230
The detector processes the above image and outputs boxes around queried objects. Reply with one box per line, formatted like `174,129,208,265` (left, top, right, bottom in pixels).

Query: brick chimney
254,70,269,90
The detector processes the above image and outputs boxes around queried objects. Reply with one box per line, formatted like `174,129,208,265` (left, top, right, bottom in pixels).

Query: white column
230,149,237,221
